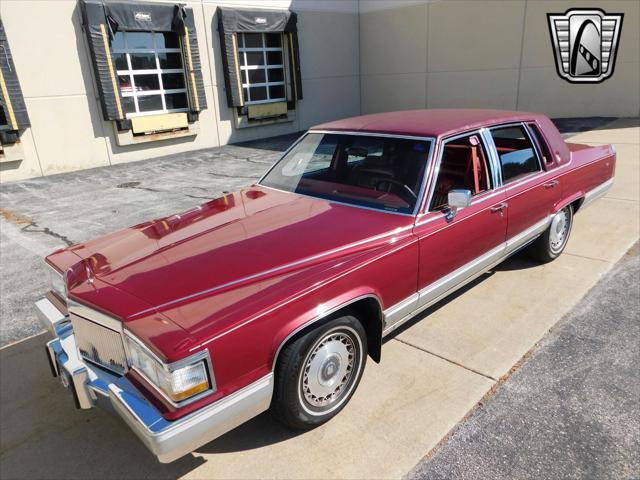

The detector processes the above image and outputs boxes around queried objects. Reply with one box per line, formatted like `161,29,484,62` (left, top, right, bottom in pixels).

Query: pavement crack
393,338,497,382
21,222,75,247
208,171,256,180
1,207,75,247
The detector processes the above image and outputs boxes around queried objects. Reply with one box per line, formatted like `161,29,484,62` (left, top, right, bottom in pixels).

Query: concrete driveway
0,119,638,479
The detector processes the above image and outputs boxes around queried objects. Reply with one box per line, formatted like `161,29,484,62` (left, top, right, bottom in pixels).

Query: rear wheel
271,315,367,429
527,205,573,263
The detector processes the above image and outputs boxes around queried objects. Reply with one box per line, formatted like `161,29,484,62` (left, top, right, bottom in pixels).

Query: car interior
294,135,431,212
430,134,492,211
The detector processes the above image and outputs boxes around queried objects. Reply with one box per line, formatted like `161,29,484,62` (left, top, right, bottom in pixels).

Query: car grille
70,312,127,375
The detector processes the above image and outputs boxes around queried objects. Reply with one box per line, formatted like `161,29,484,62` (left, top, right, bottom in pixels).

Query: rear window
490,125,541,184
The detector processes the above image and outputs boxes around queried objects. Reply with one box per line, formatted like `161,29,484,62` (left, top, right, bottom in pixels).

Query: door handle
490,202,508,213
543,180,559,189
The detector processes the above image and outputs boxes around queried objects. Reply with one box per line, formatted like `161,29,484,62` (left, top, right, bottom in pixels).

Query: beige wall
1,0,638,182
360,0,640,117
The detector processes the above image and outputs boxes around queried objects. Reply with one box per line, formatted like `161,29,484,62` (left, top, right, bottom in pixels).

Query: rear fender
553,191,585,214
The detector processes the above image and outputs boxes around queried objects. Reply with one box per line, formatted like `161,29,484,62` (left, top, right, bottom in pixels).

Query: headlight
47,265,67,301
124,334,213,403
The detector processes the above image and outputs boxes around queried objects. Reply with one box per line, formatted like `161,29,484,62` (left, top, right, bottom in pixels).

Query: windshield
259,133,432,214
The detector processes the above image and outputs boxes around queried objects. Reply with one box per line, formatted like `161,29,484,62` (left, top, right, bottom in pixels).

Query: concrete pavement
410,243,640,480
0,118,638,479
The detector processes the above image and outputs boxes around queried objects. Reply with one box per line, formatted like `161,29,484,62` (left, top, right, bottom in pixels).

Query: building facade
0,0,638,182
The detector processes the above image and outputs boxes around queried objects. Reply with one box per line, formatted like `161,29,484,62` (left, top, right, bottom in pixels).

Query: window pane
267,51,283,65
162,73,185,89
245,52,264,66
158,52,183,69
249,87,267,101
130,53,156,70
156,32,180,49
247,69,266,84
112,32,125,51
243,33,262,48
165,92,188,110
491,126,540,183
430,133,492,210
239,53,246,66
243,88,249,102
114,53,128,70
260,133,432,215
133,74,160,91
137,95,163,112
265,33,282,48
118,75,133,93
268,68,284,82
269,85,285,99
126,32,154,49
122,96,135,114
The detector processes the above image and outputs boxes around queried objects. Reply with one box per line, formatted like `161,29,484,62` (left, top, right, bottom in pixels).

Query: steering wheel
374,179,417,201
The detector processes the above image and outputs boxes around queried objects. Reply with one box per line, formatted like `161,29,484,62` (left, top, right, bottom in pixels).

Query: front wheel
527,205,573,263
271,315,367,430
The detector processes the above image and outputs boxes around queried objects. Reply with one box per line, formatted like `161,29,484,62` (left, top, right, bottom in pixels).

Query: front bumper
35,297,273,463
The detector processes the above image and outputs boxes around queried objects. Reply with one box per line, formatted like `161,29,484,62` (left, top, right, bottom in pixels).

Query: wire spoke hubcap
302,332,355,408
550,209,570,251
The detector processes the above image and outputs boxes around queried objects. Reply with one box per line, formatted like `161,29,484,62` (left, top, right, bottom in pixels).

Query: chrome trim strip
417,244,505,309
308,129,436,142
582,178,614,208
505,216,551,254
383,293,419,327
271,293,384,371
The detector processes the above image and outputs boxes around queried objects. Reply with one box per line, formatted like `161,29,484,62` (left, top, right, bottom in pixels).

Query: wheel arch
271,294,385,372
553,191,585,214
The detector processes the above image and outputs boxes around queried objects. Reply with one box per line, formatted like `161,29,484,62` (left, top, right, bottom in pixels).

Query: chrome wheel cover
300,329,358,412
550,208,570,252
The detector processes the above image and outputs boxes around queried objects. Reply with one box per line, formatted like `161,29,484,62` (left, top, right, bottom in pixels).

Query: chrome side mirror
445,189,472,221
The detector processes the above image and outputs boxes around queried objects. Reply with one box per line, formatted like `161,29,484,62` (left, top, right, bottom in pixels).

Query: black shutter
0,17,30,142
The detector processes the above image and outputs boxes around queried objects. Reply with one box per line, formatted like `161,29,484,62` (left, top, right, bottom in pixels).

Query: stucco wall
360,0,640,117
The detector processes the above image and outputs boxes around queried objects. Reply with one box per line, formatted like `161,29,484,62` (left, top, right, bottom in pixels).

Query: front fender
270,289,384,370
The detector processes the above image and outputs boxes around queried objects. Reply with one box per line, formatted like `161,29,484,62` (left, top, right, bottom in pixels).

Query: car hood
68,186,412,325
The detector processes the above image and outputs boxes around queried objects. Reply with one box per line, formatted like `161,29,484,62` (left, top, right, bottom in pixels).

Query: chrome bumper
35,297,274,463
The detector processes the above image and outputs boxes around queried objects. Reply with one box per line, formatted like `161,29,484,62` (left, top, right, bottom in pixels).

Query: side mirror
448,189,472,209
445,189,472,221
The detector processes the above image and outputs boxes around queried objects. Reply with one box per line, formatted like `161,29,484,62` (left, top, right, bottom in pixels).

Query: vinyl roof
312,109,547,138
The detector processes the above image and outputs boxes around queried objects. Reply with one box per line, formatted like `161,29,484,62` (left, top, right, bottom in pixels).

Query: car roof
311,109,547,139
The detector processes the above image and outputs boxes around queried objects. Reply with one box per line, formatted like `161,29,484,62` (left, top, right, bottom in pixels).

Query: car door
487,123,562,255
410,130,508,312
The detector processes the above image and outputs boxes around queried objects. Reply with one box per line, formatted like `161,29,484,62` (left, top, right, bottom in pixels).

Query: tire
271,314,367,430
527,205,573,263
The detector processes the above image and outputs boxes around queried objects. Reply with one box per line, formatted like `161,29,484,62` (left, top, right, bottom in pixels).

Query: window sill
113,120,199,146
234,108,296,130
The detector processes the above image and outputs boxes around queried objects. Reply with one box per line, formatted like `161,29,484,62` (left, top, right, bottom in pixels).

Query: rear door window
526,122,554,165
490,125,541,184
